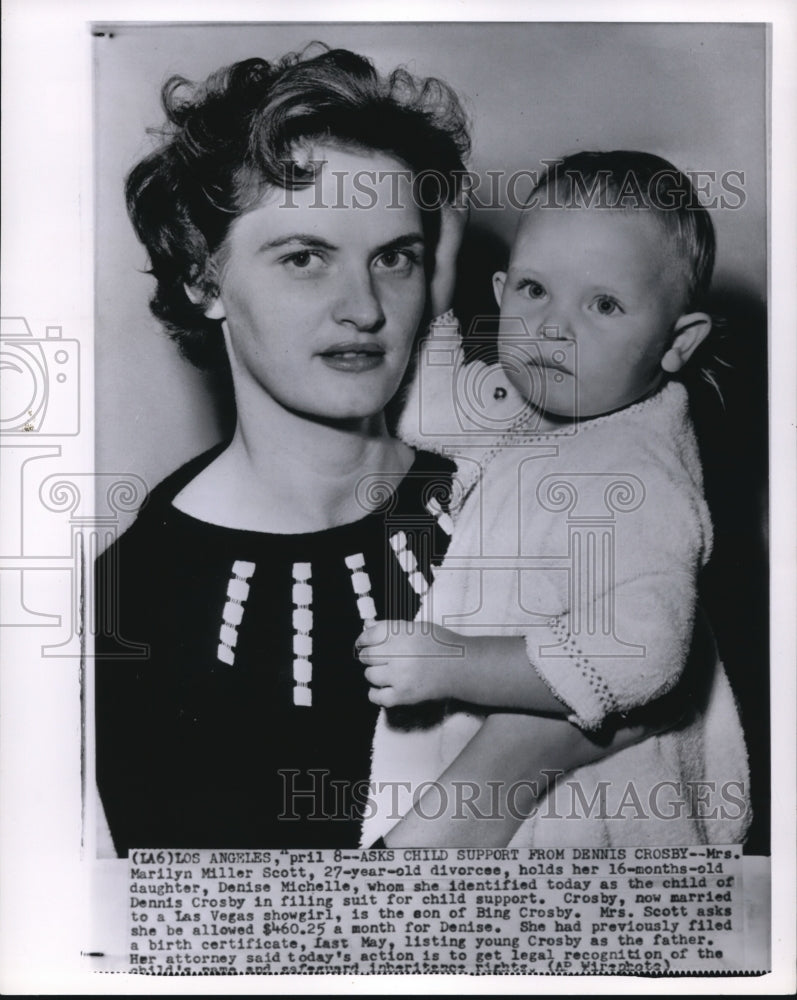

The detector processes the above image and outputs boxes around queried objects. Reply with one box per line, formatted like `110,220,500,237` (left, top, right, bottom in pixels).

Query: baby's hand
429,198,469,318
356,620,465,707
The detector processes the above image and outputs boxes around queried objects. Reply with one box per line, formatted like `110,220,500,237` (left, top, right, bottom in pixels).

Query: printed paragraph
126,846,747,975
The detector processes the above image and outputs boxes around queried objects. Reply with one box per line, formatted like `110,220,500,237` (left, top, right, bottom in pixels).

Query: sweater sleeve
521,424,712,731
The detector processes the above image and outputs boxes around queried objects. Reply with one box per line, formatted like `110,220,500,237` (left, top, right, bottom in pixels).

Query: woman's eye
592,295,622,316
375,249,416,272
519,280,546,299
282,250,324,272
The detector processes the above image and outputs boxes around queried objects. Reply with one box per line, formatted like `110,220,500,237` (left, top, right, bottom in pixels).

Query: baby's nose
537,318,576,341
539,323,564,340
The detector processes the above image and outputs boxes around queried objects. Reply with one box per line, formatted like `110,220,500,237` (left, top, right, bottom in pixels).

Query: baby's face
494,206,690,420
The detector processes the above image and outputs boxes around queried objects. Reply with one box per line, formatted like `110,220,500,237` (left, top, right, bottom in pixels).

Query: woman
95,46,652,856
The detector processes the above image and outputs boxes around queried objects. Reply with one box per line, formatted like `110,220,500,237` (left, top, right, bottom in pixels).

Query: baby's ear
661,312,712,373
492,271,507,308
184,283,225,321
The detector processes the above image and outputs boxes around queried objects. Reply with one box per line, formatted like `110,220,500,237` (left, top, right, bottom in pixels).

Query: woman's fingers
367,685,397,707
607,722,650,753
363,665,390,686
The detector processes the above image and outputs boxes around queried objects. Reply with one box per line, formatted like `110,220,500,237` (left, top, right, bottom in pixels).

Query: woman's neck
173,402,414,533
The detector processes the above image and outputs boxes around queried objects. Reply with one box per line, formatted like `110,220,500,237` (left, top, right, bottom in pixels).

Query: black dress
95,446,454,855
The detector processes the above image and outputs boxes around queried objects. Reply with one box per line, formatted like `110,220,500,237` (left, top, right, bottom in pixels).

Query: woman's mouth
319,343,385,372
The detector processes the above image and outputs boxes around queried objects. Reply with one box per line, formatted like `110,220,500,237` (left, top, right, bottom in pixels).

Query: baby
359,150,750,848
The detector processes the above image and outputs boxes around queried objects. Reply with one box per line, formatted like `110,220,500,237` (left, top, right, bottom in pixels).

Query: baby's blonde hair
528,150,716,310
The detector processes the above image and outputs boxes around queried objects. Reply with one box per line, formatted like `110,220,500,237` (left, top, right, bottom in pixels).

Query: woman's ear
492,271,507,309
661,312,712,373
183,283,225,321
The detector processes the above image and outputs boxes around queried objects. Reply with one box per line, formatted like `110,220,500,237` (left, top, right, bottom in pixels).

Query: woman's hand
429,198,469,317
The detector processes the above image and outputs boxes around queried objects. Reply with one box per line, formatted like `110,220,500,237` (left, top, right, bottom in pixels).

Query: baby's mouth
528,359,573,377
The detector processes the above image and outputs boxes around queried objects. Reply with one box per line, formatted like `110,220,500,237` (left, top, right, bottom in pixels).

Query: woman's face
203,145,427,425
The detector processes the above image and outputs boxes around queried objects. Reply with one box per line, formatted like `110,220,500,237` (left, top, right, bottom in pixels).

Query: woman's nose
332,270,386,331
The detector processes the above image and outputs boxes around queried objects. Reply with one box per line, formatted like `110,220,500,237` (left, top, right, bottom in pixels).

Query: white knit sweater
363,324,750,847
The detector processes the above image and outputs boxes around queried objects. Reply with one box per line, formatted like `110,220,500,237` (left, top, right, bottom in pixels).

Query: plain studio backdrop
93,21,768,851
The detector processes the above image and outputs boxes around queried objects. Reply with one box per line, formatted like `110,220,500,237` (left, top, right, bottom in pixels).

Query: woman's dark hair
126,45,471,369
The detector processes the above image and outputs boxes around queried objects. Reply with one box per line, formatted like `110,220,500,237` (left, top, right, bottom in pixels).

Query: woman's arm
380,710,653,847
373,609,705,848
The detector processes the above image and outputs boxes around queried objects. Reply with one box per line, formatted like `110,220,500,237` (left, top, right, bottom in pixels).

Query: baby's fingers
357,645,389,666
355,620,390,649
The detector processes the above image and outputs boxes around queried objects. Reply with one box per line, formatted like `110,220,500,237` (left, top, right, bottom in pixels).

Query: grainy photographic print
1,2,795,995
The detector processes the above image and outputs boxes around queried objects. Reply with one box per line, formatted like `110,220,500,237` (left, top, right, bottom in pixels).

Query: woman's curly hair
126,45,471,369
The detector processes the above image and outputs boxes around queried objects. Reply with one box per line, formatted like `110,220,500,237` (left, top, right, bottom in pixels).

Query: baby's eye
591,295,623,316
519,279,547,299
